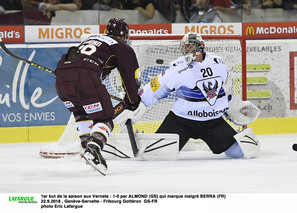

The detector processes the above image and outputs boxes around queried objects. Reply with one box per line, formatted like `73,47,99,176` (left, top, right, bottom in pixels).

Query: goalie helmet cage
39,34,246,158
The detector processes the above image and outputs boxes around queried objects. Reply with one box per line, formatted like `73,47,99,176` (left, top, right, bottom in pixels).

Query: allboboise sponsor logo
187,108,228,117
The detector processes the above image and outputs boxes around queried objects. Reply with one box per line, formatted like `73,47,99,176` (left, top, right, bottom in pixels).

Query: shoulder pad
206,52,225,64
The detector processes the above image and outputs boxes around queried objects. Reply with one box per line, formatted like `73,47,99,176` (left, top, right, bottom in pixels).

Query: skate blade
83,155,107,176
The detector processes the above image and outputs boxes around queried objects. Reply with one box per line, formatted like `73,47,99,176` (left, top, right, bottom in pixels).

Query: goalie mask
180,32,205,63
106,18,130,44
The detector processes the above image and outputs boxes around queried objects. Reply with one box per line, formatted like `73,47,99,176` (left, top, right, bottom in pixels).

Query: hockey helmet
106,18,130,43
180,32,205,63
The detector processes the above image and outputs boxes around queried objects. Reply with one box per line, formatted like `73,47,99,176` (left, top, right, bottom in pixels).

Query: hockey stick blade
0,38,122,102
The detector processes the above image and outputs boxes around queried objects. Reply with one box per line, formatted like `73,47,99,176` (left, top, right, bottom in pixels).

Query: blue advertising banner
0,44,78,128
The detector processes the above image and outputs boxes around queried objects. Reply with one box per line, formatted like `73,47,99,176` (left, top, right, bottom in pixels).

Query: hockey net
39,34,244,158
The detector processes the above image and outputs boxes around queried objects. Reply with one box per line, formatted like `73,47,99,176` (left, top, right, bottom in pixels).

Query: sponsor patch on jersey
83,102,103,114
63,101,74,108
138,88,144,96
150,76,161,92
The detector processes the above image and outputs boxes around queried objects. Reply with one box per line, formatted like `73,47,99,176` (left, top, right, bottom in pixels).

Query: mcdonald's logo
246,26,255,35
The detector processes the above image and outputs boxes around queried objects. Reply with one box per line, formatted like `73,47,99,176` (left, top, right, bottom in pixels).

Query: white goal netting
40,35,243,158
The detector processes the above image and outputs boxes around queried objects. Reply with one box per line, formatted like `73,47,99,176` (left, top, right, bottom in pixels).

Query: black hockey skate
83,143,107,176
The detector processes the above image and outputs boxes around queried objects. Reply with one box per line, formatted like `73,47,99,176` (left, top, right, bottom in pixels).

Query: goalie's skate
83,143,107,176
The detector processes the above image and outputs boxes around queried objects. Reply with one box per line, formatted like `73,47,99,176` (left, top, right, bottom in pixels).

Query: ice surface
1,134,297,212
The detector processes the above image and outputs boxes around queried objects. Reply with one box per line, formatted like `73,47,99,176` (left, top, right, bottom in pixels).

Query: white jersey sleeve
139,61,182,107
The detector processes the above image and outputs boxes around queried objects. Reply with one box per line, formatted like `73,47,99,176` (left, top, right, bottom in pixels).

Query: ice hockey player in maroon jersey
55,18,141,175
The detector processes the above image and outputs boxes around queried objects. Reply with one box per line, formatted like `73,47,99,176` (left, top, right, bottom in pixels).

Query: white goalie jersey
140,52,230,121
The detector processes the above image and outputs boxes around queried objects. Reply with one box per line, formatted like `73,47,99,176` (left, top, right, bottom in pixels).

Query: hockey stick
126,119,140,158
0,37,54,74
0,37,122,102
113,102,143,158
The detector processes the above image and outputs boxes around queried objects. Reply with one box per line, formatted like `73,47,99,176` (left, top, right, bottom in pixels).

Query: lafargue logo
246,26,255,36
9,196,37,203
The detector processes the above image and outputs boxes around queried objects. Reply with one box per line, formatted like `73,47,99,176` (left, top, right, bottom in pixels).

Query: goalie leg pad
104,133,179,160
233,128,260,159
224,142,244,158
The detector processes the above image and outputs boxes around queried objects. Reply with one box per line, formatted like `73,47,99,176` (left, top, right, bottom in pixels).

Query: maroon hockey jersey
55,34,140,105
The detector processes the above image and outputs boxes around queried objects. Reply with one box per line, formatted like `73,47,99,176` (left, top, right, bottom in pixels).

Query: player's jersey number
201,67,213,78
79,42,102,56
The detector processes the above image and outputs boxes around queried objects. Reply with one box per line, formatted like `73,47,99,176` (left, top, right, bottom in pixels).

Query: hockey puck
292,144,297,151
156,59,164,64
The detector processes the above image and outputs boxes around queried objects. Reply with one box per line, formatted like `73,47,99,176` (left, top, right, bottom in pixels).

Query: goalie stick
0,37,122,102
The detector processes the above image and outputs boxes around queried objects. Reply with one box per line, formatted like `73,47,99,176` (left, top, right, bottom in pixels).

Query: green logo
9,196,37,203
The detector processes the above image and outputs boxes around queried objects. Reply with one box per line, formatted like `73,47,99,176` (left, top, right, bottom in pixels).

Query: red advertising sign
243,22,297,39
100,24,172,35
0,26,24,43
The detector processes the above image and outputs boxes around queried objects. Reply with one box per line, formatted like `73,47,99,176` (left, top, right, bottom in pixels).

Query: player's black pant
156,111,237,154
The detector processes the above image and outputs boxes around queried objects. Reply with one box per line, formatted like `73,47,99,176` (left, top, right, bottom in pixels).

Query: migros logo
185,25,234,34
38,27,91,39
246,26,255,35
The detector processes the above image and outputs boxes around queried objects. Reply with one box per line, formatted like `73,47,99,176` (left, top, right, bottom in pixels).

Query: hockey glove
124,94,141,111
113,101,146,126
225,95,261,125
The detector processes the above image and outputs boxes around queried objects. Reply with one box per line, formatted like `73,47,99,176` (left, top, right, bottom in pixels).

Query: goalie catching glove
114,95,147,125
225,95,261,126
